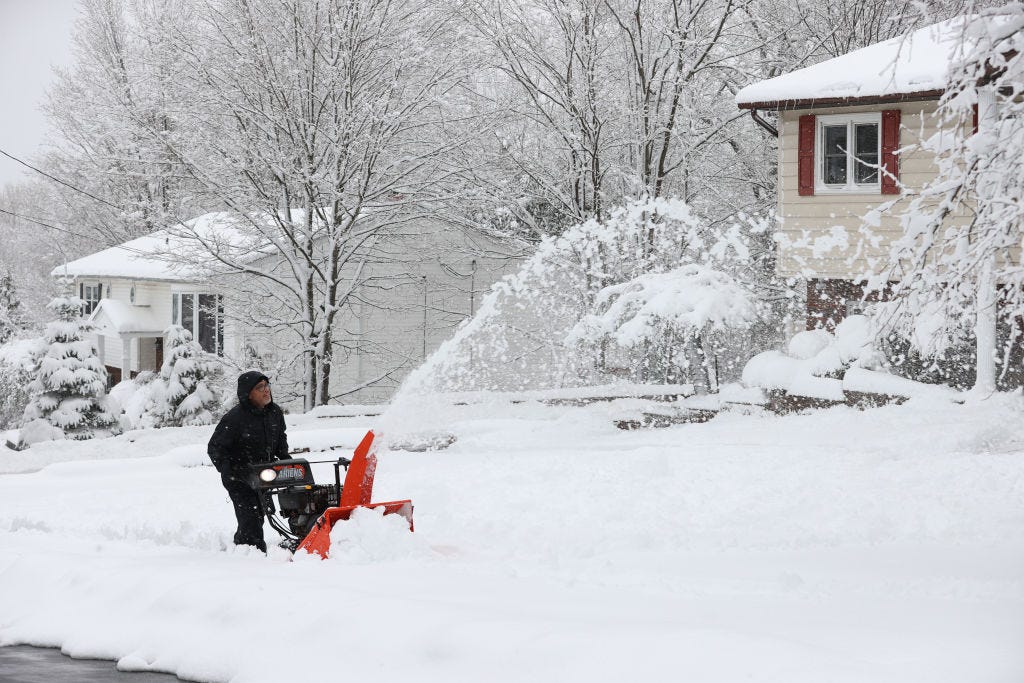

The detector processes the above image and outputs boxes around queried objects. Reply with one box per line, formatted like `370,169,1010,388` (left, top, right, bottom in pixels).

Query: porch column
121,335,132,380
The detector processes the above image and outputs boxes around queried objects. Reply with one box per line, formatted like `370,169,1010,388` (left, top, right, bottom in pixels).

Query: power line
0,206,98,242
0,147,122,210
0,206,188,262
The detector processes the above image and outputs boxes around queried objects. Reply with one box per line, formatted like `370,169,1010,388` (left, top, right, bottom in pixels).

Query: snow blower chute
249,430,413,558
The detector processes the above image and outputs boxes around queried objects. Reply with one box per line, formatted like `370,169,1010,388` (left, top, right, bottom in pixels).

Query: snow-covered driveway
1,398,1022,682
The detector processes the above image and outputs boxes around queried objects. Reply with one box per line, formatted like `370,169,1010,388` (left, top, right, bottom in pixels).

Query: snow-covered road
1,397,1022,682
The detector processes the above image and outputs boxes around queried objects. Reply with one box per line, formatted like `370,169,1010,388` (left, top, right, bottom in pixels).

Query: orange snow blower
250,430,413,558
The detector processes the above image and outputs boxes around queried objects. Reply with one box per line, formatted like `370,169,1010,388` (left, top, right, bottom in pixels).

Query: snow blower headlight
250,459,313,490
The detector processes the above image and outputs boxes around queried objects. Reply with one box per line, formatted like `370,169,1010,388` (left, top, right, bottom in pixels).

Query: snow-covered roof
51,212,266,282
52,232,198,282
91,299,165,335
736,18,971,109
53,209,520,283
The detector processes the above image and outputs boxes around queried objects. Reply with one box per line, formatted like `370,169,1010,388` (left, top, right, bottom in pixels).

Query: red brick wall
806,279,892,331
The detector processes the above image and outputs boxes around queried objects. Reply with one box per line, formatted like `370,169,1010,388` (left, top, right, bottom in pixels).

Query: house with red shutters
735,18,975,330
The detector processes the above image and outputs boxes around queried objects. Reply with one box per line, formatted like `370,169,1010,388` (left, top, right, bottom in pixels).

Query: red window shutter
881,109,901,194
798,114,815,196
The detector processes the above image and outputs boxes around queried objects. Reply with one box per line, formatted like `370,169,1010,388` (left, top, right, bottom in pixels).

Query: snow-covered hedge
742,315,876,400
0,337,43,430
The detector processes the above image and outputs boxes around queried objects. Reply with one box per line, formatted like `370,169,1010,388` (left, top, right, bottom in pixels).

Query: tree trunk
973,90,999,394
974,256,997,393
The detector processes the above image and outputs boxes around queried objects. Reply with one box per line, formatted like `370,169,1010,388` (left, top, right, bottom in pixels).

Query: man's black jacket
207,399,289,479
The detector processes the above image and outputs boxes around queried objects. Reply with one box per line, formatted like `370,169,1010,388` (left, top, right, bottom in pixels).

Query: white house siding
136,282,173,322
93,331,146,376
97,332,123,369
230,223,523,407
81,278,178,375
327,230,521,405
777,101,973,279
138,337,158,372
331,239,516,403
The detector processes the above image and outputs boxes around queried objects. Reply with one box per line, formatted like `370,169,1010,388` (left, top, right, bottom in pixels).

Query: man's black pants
221,474,267,552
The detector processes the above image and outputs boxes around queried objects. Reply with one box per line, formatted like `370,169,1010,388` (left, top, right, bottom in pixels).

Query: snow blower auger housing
250,430,413,558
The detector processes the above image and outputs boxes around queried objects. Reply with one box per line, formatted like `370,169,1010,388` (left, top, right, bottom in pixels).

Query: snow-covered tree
41,0,195,244
20,297,119,444
567,265,755,386
0,269,27,344
402,197,768,394
146,0,475,410
0,184,73,326
147,325,223,427
463,0,774,229
876,8,1024,392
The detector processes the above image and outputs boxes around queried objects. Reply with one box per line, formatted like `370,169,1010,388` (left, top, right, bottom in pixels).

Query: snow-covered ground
1,396,1023,682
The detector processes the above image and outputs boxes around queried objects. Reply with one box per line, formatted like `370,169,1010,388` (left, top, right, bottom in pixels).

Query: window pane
824,156,847,184
824,125,847,154
181,294,194,335
854,124,879,184
855,155,879,183
823,126,847,184
83,285,100,315
198,294,217,353
855,123,878,155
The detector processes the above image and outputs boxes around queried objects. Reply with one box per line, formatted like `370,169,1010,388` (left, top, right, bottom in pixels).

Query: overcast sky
0,0,79,188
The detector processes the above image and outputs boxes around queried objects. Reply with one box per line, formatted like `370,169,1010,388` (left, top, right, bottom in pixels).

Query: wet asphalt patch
0,646,182,682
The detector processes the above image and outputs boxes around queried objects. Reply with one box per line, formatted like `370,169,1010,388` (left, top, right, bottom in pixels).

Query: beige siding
776,101,973,278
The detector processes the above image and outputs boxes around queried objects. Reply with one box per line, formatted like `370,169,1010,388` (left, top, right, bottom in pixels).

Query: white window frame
171,290,225,356
82,283,101,315
815,112,882,194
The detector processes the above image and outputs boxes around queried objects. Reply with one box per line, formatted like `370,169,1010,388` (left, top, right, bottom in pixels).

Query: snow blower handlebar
249,456,352,549
293,457,353,498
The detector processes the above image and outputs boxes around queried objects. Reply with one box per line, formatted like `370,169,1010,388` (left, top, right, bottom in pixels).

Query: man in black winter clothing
208,370,289,552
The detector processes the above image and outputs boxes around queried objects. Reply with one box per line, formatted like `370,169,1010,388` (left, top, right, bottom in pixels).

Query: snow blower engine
249,430,413,558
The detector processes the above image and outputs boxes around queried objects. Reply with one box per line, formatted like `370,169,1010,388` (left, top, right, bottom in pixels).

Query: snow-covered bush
109,371,159,430
0,337,43,430
146,325,223,427
869,298,978,390
401,197,769,395
20,297,120,445
567,264,755,386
